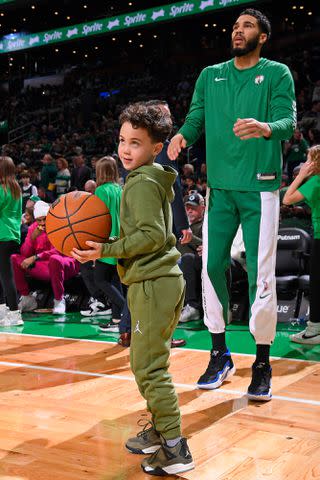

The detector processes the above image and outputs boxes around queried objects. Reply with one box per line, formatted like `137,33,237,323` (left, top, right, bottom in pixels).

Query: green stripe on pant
128,275,185,440
202,189,279,345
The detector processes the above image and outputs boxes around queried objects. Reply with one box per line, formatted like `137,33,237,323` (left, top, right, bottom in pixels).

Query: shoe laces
137,419,154,438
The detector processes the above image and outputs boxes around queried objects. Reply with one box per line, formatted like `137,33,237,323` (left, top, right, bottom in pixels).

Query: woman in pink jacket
11,201,79,314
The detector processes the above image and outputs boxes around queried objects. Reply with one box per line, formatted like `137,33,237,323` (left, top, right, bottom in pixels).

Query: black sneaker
99,320,120,333
247,362,272,401
197,349,235,389
141,437,194,476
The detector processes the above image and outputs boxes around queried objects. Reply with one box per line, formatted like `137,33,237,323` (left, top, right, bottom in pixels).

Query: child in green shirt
283,145,320,344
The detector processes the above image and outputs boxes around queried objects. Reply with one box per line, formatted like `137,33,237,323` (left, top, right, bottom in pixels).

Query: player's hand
233,118,271,140
180,228,193,244
21,256,36,269
71,241,103,263
168,134,187,160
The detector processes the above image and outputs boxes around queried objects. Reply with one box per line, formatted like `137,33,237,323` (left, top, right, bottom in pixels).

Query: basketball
46,191,111,256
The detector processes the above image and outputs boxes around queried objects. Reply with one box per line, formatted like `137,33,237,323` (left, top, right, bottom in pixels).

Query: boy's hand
233,118,271,140
71,241,103,263
168,134,187,160
298,161,315,179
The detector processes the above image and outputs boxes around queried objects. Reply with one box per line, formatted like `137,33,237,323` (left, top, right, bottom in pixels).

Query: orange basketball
46,191,111,256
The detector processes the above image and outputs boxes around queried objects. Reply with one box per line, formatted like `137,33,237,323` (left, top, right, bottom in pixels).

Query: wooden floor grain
0,334,319,480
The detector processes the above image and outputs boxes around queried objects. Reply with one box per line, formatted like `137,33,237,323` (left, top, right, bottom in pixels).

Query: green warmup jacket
179,58,296,192
101,163,181,285
0,185,22,243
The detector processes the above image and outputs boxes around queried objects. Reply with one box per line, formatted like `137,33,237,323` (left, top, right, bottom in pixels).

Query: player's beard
230,33,260,57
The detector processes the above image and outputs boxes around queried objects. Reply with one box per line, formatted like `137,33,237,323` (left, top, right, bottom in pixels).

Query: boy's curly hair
119,102,172,143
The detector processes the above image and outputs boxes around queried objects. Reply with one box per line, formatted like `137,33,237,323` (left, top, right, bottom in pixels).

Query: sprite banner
0,0,257,54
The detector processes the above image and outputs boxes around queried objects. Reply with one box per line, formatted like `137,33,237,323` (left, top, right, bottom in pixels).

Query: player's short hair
119,102,172,143
240,9,271,39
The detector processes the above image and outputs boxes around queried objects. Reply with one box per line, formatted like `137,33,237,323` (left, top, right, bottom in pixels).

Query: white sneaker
18,295,37,312
290,321,320,345
179,304,200,323
0,303,8,320
0,310,24,326
53,298,66,315
80,298,112,317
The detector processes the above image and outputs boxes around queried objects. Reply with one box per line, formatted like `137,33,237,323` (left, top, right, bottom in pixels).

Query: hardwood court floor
0,332,319,480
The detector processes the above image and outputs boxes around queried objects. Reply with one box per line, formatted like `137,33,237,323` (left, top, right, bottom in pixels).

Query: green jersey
95,182,122,265
298,175,320,239
0,185,22,243
179,58,296,191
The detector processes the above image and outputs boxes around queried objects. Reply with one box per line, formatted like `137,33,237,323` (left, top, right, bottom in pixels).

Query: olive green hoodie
101,163,181,285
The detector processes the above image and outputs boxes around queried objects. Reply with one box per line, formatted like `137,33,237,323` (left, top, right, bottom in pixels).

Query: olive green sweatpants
128,275,185,440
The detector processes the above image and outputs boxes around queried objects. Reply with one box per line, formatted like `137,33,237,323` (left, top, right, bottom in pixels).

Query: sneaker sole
126,444,161,455
99,328,119,333
142,461,195,475
197,365,236,390
290,336,320,345
0,321,24,327
247,390,272,402
80,311,112,317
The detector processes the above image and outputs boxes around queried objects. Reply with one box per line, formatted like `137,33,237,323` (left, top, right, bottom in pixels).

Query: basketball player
168,9,296,400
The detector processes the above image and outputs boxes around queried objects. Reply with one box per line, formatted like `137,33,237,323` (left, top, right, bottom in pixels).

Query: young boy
71,102,194,476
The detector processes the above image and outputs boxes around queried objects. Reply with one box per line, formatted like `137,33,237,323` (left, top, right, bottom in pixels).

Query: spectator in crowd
280,164,312,233
0,156,23,327
55,157,71,196
84,179,96,194
37,185,52,203
11,200,79,315
182,163,194,178
284,128,309,182
21,206,35,245
283,145,320,344
307,127,320,147
301,100,320,131
183,175,202,195
88,156,125,333
20,171,38,211
90,156,99,181
178,192,205,323
40,154,57,200
70,154,92,191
